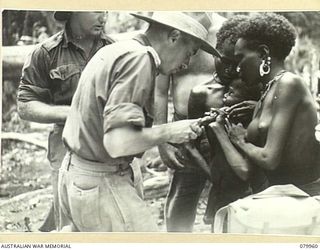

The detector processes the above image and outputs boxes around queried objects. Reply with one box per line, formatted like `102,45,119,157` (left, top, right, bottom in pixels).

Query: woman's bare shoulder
276,71,307,97
278,72,305,89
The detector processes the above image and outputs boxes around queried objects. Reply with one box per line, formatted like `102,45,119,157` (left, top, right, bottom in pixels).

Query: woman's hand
198,113,217,127
226,100,257,119
228,123,247,146
208,113,230,132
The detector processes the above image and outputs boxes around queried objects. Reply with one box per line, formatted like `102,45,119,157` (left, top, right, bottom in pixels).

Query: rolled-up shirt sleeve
103,51,155,133
17,45,53,103
104,103,146,132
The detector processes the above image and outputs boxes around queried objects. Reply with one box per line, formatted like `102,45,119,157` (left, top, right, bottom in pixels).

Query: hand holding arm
228,123,247,146
226,100,257,119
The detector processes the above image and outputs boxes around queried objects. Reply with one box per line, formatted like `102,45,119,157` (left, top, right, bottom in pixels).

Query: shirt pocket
49,64,81,105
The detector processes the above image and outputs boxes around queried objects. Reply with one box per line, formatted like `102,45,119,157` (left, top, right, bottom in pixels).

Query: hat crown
131,11,221,57
150,12,208,41
183,12,212,31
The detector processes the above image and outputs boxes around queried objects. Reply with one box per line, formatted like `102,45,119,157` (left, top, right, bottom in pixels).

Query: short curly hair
216,15,249,51
237,12,297,60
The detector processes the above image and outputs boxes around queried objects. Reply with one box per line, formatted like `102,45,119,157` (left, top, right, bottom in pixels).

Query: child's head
223,78,261,106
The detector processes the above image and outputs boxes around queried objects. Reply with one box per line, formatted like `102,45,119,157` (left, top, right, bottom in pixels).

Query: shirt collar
133,33,152,47
61,25,109,49
61,25,73,48
133,34,161,74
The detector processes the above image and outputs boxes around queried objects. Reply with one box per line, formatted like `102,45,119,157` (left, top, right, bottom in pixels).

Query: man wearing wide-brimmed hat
17,11,114,232
58,11,220,232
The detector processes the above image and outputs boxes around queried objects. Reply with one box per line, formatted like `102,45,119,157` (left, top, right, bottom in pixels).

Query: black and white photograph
2,8,320,237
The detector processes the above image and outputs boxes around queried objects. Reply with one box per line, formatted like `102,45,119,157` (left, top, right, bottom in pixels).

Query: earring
259,56,271,77
236,66,241,73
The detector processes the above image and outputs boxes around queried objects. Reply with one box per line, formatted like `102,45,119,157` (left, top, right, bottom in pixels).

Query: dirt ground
0,115,212,233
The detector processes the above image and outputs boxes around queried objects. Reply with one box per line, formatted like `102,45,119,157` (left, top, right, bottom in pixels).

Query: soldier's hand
167,119,203,144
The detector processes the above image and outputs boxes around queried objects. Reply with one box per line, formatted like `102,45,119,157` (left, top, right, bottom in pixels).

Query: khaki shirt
18,27,113,105
62,34,161,164
17,27,114,168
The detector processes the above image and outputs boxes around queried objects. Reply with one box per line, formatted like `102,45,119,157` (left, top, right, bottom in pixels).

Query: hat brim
131,13,221,58
54,11,72,21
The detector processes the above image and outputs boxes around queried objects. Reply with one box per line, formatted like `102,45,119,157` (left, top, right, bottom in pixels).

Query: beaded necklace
255,70,286,113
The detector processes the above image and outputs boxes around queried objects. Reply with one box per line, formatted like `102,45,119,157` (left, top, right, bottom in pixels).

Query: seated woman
209,13,320,196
